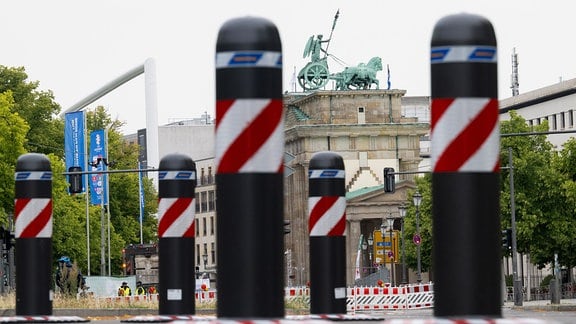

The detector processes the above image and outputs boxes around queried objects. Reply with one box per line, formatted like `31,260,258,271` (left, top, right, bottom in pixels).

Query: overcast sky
3,0,575,134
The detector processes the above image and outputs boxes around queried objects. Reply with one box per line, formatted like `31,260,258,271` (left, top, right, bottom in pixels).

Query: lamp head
413,191,423,207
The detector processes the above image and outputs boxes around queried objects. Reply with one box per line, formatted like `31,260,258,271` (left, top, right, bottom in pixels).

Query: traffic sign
372,229,399,264
413,233,421,245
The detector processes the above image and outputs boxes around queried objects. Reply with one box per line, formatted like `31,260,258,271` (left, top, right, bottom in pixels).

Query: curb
511,304,576,312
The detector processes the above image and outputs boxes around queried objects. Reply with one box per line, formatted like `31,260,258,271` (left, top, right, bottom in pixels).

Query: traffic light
501,228,512,252
284,220,291,234
3,229,14,250
383,167,395,193
68,166,83,194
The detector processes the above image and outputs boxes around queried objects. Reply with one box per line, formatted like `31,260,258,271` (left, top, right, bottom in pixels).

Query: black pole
308,151,347,314
215,16,284,319
158,153,196,315
15,153,53,315
431,13,501,317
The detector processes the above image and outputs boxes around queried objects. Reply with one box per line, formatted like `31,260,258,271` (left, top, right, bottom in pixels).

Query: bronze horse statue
331,57,382,90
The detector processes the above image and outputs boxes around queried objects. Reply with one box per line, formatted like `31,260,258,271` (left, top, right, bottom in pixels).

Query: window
203,217,207,236
196,244,200,265
569,110,574,128
207,167,213,184
357,106,366,124
195,218,199,236
201,192,207,212
208,190,215,211
195,193,200,213
210,216,214,235
211,242,216,264
560,112,566,130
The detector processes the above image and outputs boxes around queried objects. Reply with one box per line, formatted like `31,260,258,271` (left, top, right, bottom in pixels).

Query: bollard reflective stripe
432,97,499,172
215,98,284,173
157,197,194,238
215,51,282,68
308,196,346,237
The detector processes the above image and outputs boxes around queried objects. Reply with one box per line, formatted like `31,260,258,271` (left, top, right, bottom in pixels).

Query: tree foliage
401,174,432,274
0,66,63,156
0,91,29,224
500,111,576,269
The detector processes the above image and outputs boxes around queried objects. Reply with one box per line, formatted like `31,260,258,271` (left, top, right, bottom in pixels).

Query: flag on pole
387,64,391,90
290,66,297,92
354,234,364,280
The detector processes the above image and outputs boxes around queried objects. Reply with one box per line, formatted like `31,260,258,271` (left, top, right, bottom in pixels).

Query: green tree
549,138,576,269
500,111,573,269
0,66,63,156
51,154,89,270
0,91,29,224
402,174,433,276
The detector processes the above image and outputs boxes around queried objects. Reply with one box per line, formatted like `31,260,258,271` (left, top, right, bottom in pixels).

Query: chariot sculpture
298,10,383,91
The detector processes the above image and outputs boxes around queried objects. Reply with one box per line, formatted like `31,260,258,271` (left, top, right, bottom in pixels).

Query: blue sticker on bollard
308,169,345,179
431,45,496,63
15,171,52,181
159,171,196,180
216,51,282,69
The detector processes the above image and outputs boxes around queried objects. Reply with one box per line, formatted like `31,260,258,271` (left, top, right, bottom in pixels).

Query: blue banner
138,161,145,224
64,111,86,193
89,129,108,205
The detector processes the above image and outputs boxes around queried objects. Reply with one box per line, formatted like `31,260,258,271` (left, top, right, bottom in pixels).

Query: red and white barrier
99,284,434,311
284,283,434,311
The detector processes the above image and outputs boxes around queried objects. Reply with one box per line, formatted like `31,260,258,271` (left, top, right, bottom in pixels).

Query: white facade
500,78,576,148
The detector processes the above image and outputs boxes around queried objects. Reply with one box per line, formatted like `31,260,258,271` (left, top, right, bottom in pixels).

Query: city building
500,77,576,148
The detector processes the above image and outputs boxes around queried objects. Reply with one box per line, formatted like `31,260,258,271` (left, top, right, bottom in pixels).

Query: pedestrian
118,282,131,296
136,281,145,295
56,256,71,294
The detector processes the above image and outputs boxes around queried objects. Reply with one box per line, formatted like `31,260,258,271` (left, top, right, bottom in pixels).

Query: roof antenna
510,47,519,96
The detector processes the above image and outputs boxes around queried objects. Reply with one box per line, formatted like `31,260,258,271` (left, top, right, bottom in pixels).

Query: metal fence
505,283,576,301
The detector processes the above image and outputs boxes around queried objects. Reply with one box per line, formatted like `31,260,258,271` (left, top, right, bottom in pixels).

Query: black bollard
215,16,284,319
308,152,347,314
431,13,501,317
158,153,197,315
14,153,53,315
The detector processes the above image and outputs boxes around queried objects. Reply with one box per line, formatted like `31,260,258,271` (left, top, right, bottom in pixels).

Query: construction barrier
97,283,434,311
285,283,434,311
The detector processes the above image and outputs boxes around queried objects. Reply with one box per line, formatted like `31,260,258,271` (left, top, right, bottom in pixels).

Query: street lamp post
413,191,423,283
398,204,407,284
367,233,373,274
386,216,395,286
202,253,208,277
380,223,386,284
362,237,368,276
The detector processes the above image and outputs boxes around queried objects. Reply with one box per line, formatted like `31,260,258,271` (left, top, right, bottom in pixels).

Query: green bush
540,274,554,288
